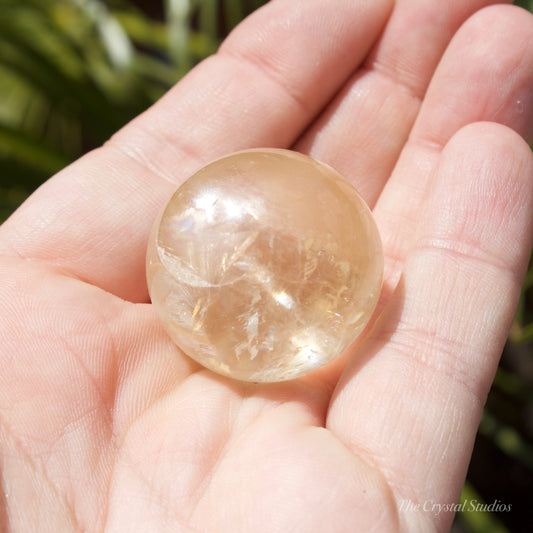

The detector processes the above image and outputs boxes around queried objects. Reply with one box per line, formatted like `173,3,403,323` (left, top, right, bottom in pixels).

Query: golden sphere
146,149,383,382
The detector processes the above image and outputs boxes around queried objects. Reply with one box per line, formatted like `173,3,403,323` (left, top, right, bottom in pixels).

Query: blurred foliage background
0,0,268,219
0,1,532,531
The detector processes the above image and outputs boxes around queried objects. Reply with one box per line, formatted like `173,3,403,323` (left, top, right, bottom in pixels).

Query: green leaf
514,322,533,344
165,0,193,70
113,10,169,50
514,0,533,10
0,18,122,137
199,0,218,38
222,0,244,31
457,482,510,533
0,123,70,176
479,410,533,470
66,0,134,69
493,366,533,400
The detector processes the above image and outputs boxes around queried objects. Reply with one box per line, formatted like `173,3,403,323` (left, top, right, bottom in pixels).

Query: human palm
2,1,533,532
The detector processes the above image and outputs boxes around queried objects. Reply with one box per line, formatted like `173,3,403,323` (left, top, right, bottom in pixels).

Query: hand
1,1,533,531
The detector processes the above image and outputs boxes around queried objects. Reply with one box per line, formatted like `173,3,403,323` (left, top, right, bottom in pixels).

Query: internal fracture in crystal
146,149,383,382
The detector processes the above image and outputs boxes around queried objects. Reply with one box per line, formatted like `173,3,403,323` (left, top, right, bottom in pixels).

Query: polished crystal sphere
146,149,383,382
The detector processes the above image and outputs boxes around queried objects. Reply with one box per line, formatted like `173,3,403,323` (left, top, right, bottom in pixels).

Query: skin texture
1,0,533,531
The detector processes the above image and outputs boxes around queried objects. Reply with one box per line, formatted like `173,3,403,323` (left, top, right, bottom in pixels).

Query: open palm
2,1,533,531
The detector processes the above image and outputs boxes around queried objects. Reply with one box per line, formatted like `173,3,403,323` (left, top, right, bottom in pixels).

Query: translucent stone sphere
146,149,383,382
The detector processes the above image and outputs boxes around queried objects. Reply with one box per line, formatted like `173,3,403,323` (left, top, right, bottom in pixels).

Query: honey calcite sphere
146,149,383,382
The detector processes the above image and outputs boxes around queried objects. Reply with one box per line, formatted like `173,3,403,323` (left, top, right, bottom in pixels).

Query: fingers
308,3,533,389
296,0,511,206
375,5,533,305
327,123,533,530
113,0,392,180
0,0,392,302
